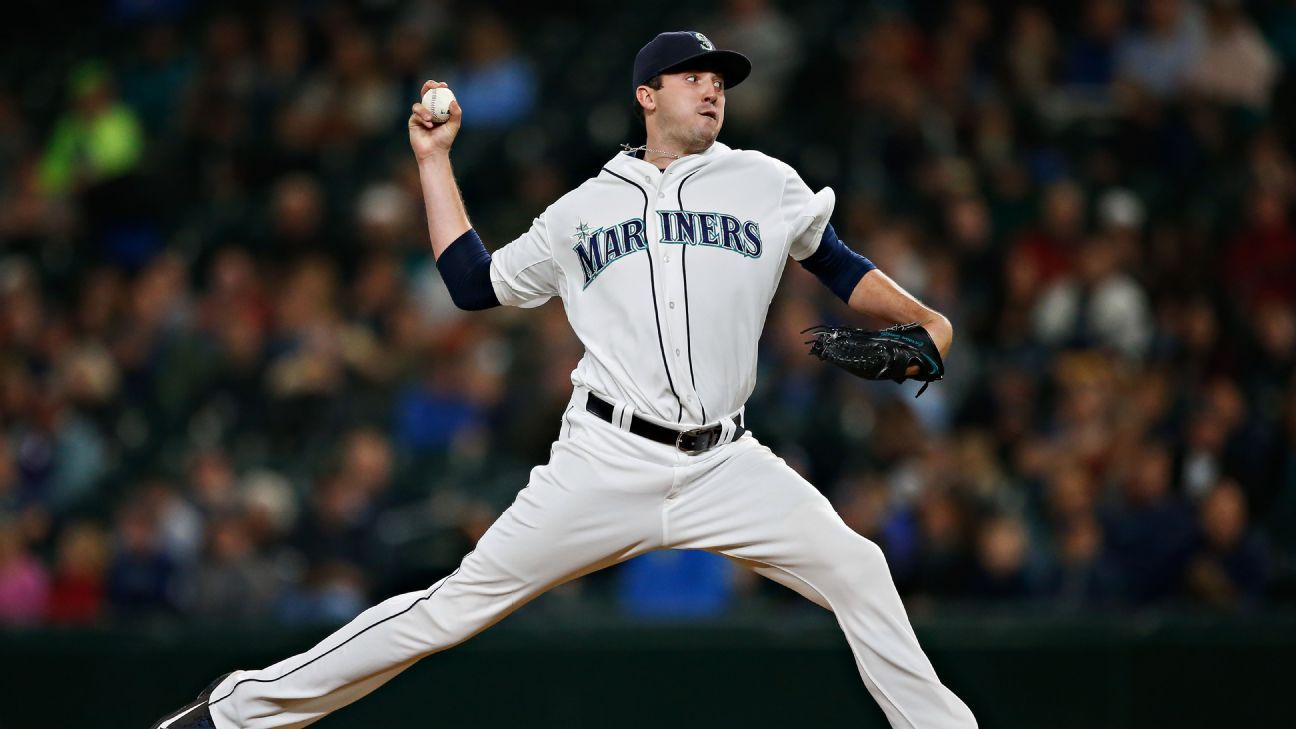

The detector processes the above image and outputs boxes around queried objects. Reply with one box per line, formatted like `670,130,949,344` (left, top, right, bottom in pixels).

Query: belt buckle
675,426,716,456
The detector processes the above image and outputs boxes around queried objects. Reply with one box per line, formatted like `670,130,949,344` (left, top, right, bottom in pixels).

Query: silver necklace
620,143,681,160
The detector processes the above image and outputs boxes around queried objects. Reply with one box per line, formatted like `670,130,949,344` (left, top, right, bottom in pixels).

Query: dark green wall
2,610,1293,728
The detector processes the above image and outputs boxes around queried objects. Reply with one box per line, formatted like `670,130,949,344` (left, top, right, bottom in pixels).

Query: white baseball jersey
489,141,835,427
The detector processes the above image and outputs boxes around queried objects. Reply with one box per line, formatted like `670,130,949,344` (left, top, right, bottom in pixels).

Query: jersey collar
608,141,731,181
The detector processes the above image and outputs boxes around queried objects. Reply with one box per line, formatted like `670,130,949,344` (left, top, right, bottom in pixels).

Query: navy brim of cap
648,49,752,90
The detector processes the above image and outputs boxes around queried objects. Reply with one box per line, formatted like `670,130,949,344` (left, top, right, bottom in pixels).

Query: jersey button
663,254,670,263
675,348,681,356
658,192,664,198
669,301,675,309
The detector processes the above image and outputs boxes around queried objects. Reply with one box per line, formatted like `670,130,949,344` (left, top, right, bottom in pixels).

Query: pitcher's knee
831,536,891,585
411,564,542,648
855,536,890,570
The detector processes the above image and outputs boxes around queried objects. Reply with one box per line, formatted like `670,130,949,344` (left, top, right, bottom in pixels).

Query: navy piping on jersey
677,169,707,424
208,562,467,707
600,167,684,422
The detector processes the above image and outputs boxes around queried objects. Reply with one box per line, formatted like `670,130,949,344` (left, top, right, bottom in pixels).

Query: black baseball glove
804,322,945,397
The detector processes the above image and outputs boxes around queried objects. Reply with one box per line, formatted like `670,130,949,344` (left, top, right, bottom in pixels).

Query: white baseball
421,87,455,123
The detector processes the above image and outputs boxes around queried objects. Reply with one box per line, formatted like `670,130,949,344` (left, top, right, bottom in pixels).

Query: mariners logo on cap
693,32,714,51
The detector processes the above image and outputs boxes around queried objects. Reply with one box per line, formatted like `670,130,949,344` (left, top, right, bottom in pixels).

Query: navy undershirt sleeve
797,223,877,303
435,228,500,310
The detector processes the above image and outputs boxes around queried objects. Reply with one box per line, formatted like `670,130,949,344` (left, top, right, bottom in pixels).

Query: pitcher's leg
672,440,977,729
209,431,664,728
725,554,831,610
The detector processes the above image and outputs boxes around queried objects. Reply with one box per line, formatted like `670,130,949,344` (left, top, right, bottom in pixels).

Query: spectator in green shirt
37,61,144,197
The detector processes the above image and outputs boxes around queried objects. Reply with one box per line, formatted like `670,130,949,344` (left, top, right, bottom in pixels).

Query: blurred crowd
1,0,1295,628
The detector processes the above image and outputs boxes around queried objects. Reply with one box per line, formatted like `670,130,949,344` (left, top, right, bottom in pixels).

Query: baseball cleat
149,673,231,729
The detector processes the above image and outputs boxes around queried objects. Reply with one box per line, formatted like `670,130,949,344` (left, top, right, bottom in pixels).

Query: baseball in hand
422,87,455,123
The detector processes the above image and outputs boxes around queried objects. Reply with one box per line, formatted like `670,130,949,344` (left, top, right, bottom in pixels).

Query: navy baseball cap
632,31,751,95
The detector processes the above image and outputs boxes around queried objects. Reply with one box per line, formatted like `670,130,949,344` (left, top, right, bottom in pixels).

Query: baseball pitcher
153,31,973,729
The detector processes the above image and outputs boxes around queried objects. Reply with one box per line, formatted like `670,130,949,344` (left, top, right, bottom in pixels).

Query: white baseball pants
207,389,976,728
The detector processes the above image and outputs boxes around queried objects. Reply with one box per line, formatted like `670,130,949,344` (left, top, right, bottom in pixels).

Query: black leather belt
584,393,745,455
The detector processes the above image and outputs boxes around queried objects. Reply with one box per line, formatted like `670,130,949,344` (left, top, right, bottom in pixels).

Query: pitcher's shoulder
718,147,799,179
542,174,619,217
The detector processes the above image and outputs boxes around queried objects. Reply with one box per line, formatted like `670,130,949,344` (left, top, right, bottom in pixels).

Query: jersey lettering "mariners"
659,210,762,257
574,211,763,287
